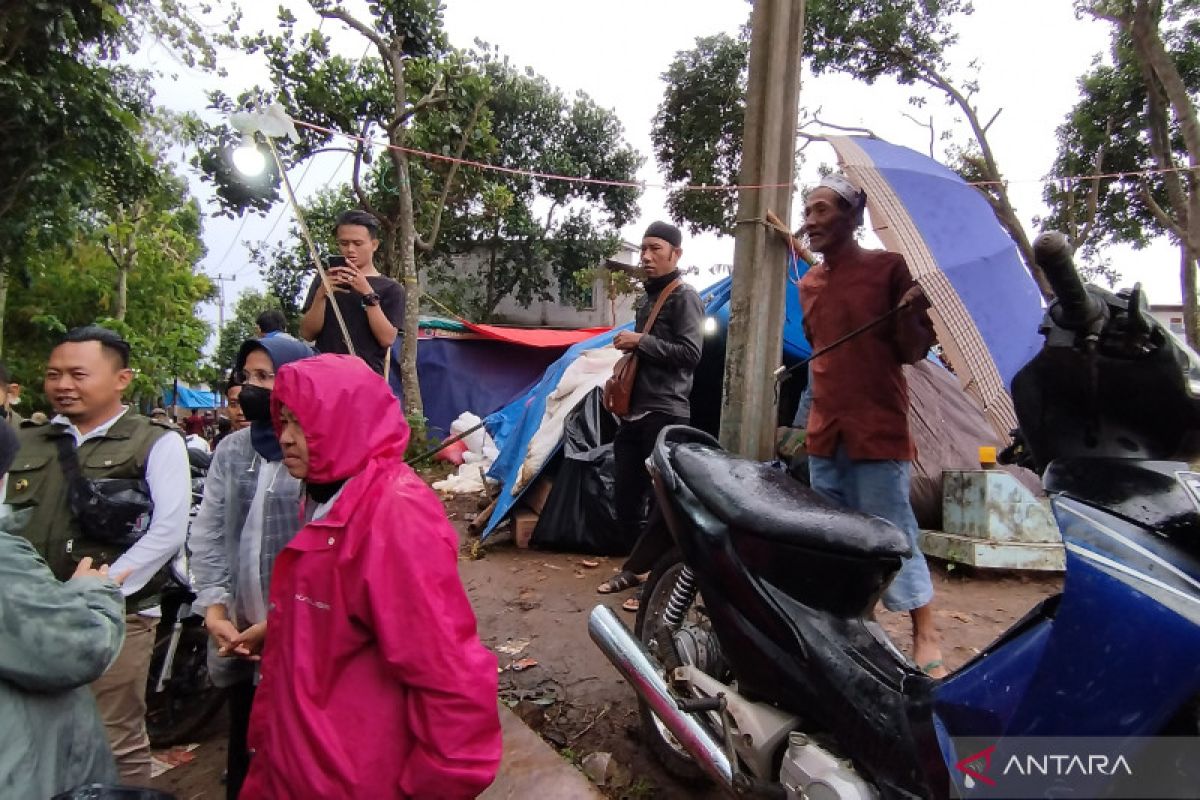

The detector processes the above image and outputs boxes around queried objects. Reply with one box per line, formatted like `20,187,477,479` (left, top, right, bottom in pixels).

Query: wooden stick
764,209,816,264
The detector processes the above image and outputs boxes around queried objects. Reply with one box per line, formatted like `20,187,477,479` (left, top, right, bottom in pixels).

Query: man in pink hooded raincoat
240,354,502,799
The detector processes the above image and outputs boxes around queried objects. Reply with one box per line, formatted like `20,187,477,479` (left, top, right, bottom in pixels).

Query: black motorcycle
590,233,1200,798
144,448,226,747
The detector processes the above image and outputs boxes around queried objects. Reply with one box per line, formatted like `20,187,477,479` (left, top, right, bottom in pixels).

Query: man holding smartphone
299,210,405,375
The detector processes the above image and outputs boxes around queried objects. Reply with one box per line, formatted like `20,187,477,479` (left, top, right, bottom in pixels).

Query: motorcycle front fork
154,601,192,694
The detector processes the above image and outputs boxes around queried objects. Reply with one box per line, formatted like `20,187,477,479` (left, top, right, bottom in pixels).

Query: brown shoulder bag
603,279,682,416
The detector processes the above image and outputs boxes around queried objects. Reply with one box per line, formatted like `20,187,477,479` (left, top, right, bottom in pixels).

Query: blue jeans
808,445,934,612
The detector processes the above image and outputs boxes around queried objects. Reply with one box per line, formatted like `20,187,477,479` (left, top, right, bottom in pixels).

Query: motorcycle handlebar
1032,232,1092,322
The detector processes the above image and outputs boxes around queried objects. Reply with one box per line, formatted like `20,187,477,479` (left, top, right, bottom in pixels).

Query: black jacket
629,281,705,419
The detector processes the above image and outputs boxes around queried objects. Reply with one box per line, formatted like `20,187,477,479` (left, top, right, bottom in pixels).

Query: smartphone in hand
324,255,352,292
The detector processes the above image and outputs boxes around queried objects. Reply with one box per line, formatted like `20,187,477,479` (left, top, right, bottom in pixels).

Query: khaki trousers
91,613,159,785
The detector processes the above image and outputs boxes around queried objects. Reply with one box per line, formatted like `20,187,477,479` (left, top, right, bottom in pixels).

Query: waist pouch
56,436,154,547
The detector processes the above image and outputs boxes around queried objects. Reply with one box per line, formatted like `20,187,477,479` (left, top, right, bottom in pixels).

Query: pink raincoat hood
270,354,408,482
245,353,501,800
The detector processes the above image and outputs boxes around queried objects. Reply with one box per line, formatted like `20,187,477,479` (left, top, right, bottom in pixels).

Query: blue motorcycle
590,231,1200,799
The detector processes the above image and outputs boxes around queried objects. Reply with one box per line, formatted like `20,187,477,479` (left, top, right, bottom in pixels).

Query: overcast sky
138,0,1183,334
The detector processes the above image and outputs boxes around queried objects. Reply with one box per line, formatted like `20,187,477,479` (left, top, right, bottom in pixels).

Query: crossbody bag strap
639,278,683,336
53,431,86,489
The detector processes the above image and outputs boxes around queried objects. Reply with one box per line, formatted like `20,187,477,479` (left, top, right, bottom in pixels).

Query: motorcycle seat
670,444,911,559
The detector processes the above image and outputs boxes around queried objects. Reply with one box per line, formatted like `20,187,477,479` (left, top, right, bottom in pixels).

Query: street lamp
231,133,266,177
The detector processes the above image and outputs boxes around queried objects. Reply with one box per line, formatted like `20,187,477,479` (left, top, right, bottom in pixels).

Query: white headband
816,173,864,207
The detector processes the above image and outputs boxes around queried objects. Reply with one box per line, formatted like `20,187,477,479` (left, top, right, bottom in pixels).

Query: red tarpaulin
461,322,612,348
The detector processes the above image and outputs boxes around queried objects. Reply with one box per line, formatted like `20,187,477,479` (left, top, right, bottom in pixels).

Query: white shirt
53,406,191,597
185,434,211,454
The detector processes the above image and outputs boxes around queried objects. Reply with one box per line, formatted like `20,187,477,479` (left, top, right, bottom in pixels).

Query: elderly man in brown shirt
799,173,946,677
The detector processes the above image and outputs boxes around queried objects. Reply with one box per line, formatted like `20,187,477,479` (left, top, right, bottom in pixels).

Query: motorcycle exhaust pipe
588,605,735,789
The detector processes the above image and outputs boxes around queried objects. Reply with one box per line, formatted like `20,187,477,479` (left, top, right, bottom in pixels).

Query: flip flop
920,659,946,677
621,587,643,613
597,570,641,595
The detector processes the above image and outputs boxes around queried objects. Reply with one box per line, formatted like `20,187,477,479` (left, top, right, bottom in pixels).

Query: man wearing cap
597,221,704,612
799,174,947,677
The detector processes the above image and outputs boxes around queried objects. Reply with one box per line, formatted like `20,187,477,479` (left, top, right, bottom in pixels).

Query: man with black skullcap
597,221,704,612
800,173,946,677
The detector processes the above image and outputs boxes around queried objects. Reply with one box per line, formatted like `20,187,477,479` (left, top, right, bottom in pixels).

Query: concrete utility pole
719,0,806,459
211,273,236,330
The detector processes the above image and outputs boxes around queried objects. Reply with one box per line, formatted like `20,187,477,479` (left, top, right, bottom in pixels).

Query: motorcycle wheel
145,624,227,747
633,548,727,784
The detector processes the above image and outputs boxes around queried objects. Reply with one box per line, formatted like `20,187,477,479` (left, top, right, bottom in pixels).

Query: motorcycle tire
145,624,227,748
633,547,717,785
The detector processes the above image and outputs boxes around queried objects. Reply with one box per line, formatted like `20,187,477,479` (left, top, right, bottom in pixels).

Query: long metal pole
264,136,357,357
719,0,806,459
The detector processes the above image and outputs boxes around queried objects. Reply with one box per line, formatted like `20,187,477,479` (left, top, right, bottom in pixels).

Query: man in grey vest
4,326,191,784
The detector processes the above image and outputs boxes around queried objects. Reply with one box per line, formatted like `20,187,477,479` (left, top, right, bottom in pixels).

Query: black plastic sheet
531,388,628,554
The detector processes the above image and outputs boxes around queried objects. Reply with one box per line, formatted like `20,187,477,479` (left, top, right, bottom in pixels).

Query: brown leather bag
603,279,682,416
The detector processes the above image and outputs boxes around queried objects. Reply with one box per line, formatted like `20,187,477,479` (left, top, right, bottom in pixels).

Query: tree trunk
1125,0,1200,348
1183,246,1200,350
115,266,129,321
392,147,424,420
0,266,8,357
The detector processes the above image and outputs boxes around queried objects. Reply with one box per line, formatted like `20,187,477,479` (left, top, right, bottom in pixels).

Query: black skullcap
643,221,682,248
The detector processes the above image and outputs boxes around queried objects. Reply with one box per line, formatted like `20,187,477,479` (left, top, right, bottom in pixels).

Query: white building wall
1150,305,1186,338
441,242,639,328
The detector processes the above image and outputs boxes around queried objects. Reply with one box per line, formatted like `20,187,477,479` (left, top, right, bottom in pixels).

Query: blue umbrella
827,135,1045,436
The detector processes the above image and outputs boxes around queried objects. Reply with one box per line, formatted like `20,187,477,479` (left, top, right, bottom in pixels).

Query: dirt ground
150,491,1062,800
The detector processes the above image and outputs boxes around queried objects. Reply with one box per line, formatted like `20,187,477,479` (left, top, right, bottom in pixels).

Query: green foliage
403,409,433,463
652,2,976,235
802,0,971,84
1044,15,1200,282
652,32,749,234
3,160,212,410
0,5,152,293
210,290,287,378
0,0,239,324
426,51,641,320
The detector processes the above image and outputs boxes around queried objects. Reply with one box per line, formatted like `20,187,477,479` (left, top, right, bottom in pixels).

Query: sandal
597,570,642,595
621,587,642,614
920,659,947,677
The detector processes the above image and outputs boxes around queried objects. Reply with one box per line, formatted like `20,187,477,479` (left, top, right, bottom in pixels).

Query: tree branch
101,235,124,271
901,112,937,158
416,97,485,253
982,107,1003,134
543,200,561,237
351,118,385,222
809,114,880,138
395,73,447,128
319,6,409,129
318,7,390,60
1077,119,1111,246
1139,179,1186,240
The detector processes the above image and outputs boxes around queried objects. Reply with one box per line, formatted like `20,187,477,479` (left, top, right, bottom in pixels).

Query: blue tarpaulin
480,270,810,539
162,386,219,409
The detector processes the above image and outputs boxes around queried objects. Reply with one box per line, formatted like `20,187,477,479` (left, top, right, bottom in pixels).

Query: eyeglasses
236,369,275,384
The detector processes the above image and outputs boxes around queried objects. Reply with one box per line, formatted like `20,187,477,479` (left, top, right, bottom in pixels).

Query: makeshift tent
480,274,794,542
388,318,609,438
480,138,1046,541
